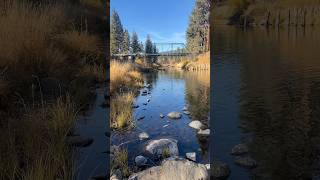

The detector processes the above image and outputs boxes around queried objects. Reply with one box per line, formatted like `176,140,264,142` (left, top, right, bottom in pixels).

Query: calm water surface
213,26,320,179
111,70,210,168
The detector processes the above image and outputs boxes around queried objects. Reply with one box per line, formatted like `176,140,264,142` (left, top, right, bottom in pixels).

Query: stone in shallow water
135,155,148,167
183,111,191,115
188,120,203,130
234,156,257,168
186,152,196,161
163,124,169,128
160,113,165,118
230,143,249,155
128,158,208,180
137,116,145,121
132,105,139,108
143,103,147,105
212,160,231,179
182,106,188,111
198,129,210,136
139,132,149,140
66,136,93,147
167,112,182,119
145,138,179,157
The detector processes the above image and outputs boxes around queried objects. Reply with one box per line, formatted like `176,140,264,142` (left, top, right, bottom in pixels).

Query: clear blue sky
110,0,195,44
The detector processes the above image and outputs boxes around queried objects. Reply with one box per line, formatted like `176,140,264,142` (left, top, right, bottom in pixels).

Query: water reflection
213,26,320,179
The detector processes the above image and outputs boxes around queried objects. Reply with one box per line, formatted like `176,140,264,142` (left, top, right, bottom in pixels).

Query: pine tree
145,35,153,63
186,0,210,53
139,41,144,53
123,29,130,54
110,9,124,54
130,31,140,54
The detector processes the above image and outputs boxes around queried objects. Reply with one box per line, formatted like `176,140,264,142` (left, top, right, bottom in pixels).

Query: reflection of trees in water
143,72,158,91
184,71,210,157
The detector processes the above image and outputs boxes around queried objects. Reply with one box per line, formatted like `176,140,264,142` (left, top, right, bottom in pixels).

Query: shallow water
111,70,210,168
74,88,107,180
213,26,320,179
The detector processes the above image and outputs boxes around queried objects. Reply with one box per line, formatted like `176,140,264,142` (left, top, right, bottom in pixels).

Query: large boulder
128,158,209,180
135,155,148,167
188,120,203,130
145,138,179,157
212,161,231,179
167,112,182,119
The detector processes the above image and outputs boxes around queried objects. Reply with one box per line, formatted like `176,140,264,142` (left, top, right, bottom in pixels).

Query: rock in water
145,138,179,157
212,161,231,179
183,111,191,115
167,112,182,119
66,136,93,147
186,152,196,161
147,99,150,102
230,143,249,155
135,155,147,167
132,105,139,108
182,106,188,111
198,129,210,136
128,158,208,180
110,169,122,180
188,120,203,130
234,156,257,168
160,114,165,118
139,132,149,140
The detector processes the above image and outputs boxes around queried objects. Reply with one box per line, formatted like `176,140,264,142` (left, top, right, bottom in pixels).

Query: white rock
128,158,208,180
135,155,147,167
186,152,196,161
145,138,178,157
163,124,169,128
188,120,203,130
182,106,188,111
167,112,182,119
183,111,191,115
205,164,210,170
198,129,210,136
160,114,165,118
139,132,149,140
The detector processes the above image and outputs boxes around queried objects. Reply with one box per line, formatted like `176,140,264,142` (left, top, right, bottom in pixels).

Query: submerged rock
139,132,149,140
145,138,179,157
143,103,148,105
66,136,93,147
188,120,203,130
137,116,145,121
198,129,210,136
135,155,148,167
167,112,182,119
186,152,196,161
147,99,150,102
234,156,257,168
132,105,139,108
163,124,169,128
212,160,231,179
183,111,191,115
160,114,165,118
230,143,249,155
128,158,208,180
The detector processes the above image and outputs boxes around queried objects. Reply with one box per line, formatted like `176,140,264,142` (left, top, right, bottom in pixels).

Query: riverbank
0,1,106,179
213,0,320,27
110,69,211,179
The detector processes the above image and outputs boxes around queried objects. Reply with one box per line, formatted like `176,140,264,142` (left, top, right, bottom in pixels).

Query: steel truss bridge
111,43,192,58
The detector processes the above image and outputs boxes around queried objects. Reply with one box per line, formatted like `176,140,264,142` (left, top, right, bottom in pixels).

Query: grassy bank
0,0,106,179
110,61,143,129
169,52,210,71
213,0,320,26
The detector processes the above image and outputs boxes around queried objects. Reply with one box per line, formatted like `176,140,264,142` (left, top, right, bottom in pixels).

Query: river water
213,26,320,179
111,70,210,168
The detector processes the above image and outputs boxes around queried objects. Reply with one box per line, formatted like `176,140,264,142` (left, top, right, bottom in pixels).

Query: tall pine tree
110,9,124,54
123,29,130,54
186,0,210,53
145,35,153,63
130,31,140,54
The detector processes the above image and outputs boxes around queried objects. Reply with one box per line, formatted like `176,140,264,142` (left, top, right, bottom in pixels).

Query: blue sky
110,0,195,44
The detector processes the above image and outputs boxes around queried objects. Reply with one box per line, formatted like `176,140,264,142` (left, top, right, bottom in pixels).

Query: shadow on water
111,70,210,169
213,26,320,179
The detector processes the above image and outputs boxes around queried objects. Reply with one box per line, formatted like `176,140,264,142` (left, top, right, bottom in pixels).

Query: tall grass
110,61,143,95
0,0,106,179
110,92,135,129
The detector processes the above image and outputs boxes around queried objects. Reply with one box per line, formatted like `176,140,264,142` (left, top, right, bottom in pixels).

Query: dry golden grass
110,61,143,95
173,52,210,71
110,92,134,129
111,148,130,178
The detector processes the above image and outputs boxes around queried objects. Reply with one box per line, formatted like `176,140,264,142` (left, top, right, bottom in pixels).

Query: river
111,70,210,168
213,26,320,179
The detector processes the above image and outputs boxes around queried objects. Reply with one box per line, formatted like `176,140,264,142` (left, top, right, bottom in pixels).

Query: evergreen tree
139,41,144,53
130,31,140,54
123,29,130,54
145,35,153,63
110,9,124,54
186,0,210,53
152,44,158,63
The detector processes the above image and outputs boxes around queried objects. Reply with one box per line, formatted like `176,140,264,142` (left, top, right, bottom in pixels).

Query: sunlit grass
111,148,130,178
110,92,134,129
